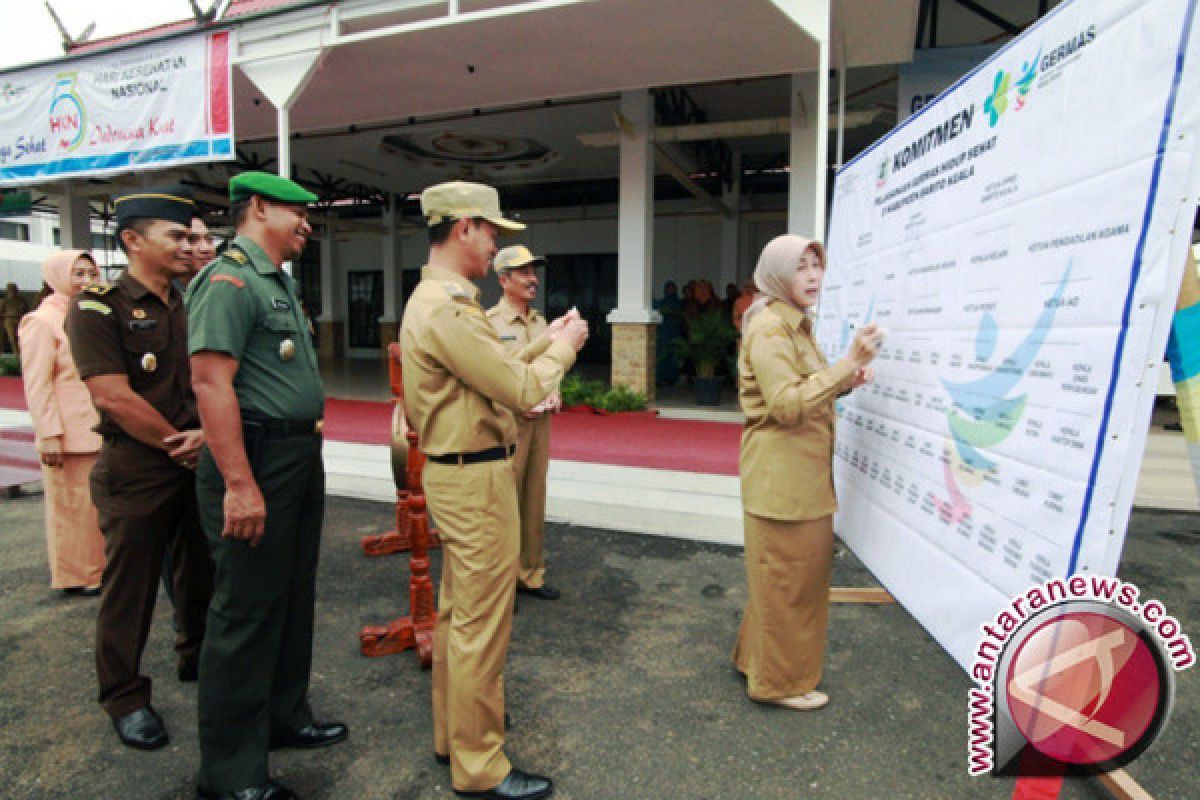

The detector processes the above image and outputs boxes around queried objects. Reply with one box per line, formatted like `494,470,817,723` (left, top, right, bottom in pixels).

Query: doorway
347,270,383,351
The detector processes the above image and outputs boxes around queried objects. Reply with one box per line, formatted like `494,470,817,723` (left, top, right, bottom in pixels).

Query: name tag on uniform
500,335,517,341
128,319,158,332
271,298,291,311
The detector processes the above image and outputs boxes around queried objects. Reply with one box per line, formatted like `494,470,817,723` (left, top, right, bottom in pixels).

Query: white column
319,233,336,321
607,90,661,325
277,107,291,180
59,184,91,250
239,49,322,179
380,199,398,323
788,59,830,239
720,149,742,287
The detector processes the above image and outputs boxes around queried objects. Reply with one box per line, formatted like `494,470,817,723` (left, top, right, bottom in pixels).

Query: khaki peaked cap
420,180,525,232
494,245,546,272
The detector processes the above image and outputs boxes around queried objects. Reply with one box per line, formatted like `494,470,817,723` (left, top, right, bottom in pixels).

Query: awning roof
231,0,919,139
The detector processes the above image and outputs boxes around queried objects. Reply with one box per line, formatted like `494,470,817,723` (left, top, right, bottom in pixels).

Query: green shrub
596,384,647,412
669,309,737,379
560,372,605,407
0,354,19,376
557,373,647,412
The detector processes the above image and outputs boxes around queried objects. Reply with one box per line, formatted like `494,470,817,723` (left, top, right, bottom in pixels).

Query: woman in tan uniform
19,250,106,595
734,234,883,710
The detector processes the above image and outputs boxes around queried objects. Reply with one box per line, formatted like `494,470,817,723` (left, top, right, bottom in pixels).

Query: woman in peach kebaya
19,250,106,596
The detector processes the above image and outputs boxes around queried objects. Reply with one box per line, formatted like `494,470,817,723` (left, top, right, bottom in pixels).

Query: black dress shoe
269,721,348,750
112,707,168,750
454,768,553,799
178,660,199,682
62,585,102,597
196,779,298,799
516,585,560,600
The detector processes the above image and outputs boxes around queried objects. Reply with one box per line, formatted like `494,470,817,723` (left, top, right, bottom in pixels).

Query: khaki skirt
733,512,834,700
42,452,104,589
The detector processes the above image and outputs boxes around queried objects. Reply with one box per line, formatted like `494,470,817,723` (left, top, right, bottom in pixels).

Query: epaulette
83,284,113,295
223,247,249,266
442,281,469,299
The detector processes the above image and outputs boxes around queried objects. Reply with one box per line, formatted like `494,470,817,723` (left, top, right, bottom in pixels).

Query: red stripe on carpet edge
0,455,41,471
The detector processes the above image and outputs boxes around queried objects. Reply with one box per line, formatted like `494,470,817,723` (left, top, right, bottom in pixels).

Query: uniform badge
271,298,291,311
141,353,158,372
279,338,296,361
132,308,147,319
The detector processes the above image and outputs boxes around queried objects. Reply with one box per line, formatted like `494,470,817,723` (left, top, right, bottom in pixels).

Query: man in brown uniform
401,181,587,800
65,186,214,751
486,246,560,601
1,282,30,355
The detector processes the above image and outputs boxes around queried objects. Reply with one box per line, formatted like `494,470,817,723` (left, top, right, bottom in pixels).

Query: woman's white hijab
741,234,826,328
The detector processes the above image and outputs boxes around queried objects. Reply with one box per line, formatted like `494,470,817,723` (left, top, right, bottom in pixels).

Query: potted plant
669,309,738,405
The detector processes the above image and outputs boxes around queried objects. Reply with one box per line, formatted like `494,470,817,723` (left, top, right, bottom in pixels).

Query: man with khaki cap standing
401,180,587,799
487,245,560,602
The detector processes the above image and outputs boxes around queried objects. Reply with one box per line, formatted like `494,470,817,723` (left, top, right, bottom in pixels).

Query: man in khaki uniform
401,181,587,800
486,246,559,601
1,282,30,355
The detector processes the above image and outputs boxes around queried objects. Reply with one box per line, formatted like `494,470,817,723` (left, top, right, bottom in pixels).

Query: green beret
114,185,196,229
229,171,318,205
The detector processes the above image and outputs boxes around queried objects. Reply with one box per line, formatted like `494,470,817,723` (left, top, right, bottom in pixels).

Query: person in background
487,245,561,602
734,234,882,712
187,216,218,284
654,280,684,386
722,282,740,316
18,251,106,596
732,279,757,334
1,282,30,356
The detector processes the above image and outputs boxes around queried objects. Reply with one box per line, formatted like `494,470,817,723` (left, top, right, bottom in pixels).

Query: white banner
0,32,234,185
897,45,1000,122
820,0,1200,670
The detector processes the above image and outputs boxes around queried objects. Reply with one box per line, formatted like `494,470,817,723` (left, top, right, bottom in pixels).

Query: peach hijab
741,234,826,328
38,249,95,316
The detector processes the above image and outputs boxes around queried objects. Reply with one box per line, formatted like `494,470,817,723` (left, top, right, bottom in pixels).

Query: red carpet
0,377,26,410
1,377,742,476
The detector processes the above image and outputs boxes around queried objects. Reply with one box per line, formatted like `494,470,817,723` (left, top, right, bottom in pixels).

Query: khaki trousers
42,452,105,589
424,457,519,792
513,415,551,589
733,512,833,701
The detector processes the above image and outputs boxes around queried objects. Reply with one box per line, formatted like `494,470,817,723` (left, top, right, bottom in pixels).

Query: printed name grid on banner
0,31,234,184
818,0,1200,669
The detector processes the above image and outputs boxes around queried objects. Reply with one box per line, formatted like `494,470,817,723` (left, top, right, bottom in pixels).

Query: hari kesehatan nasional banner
0,31,233,184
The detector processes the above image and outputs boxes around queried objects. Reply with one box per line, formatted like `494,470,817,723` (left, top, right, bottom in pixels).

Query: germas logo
984,50,1039,127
